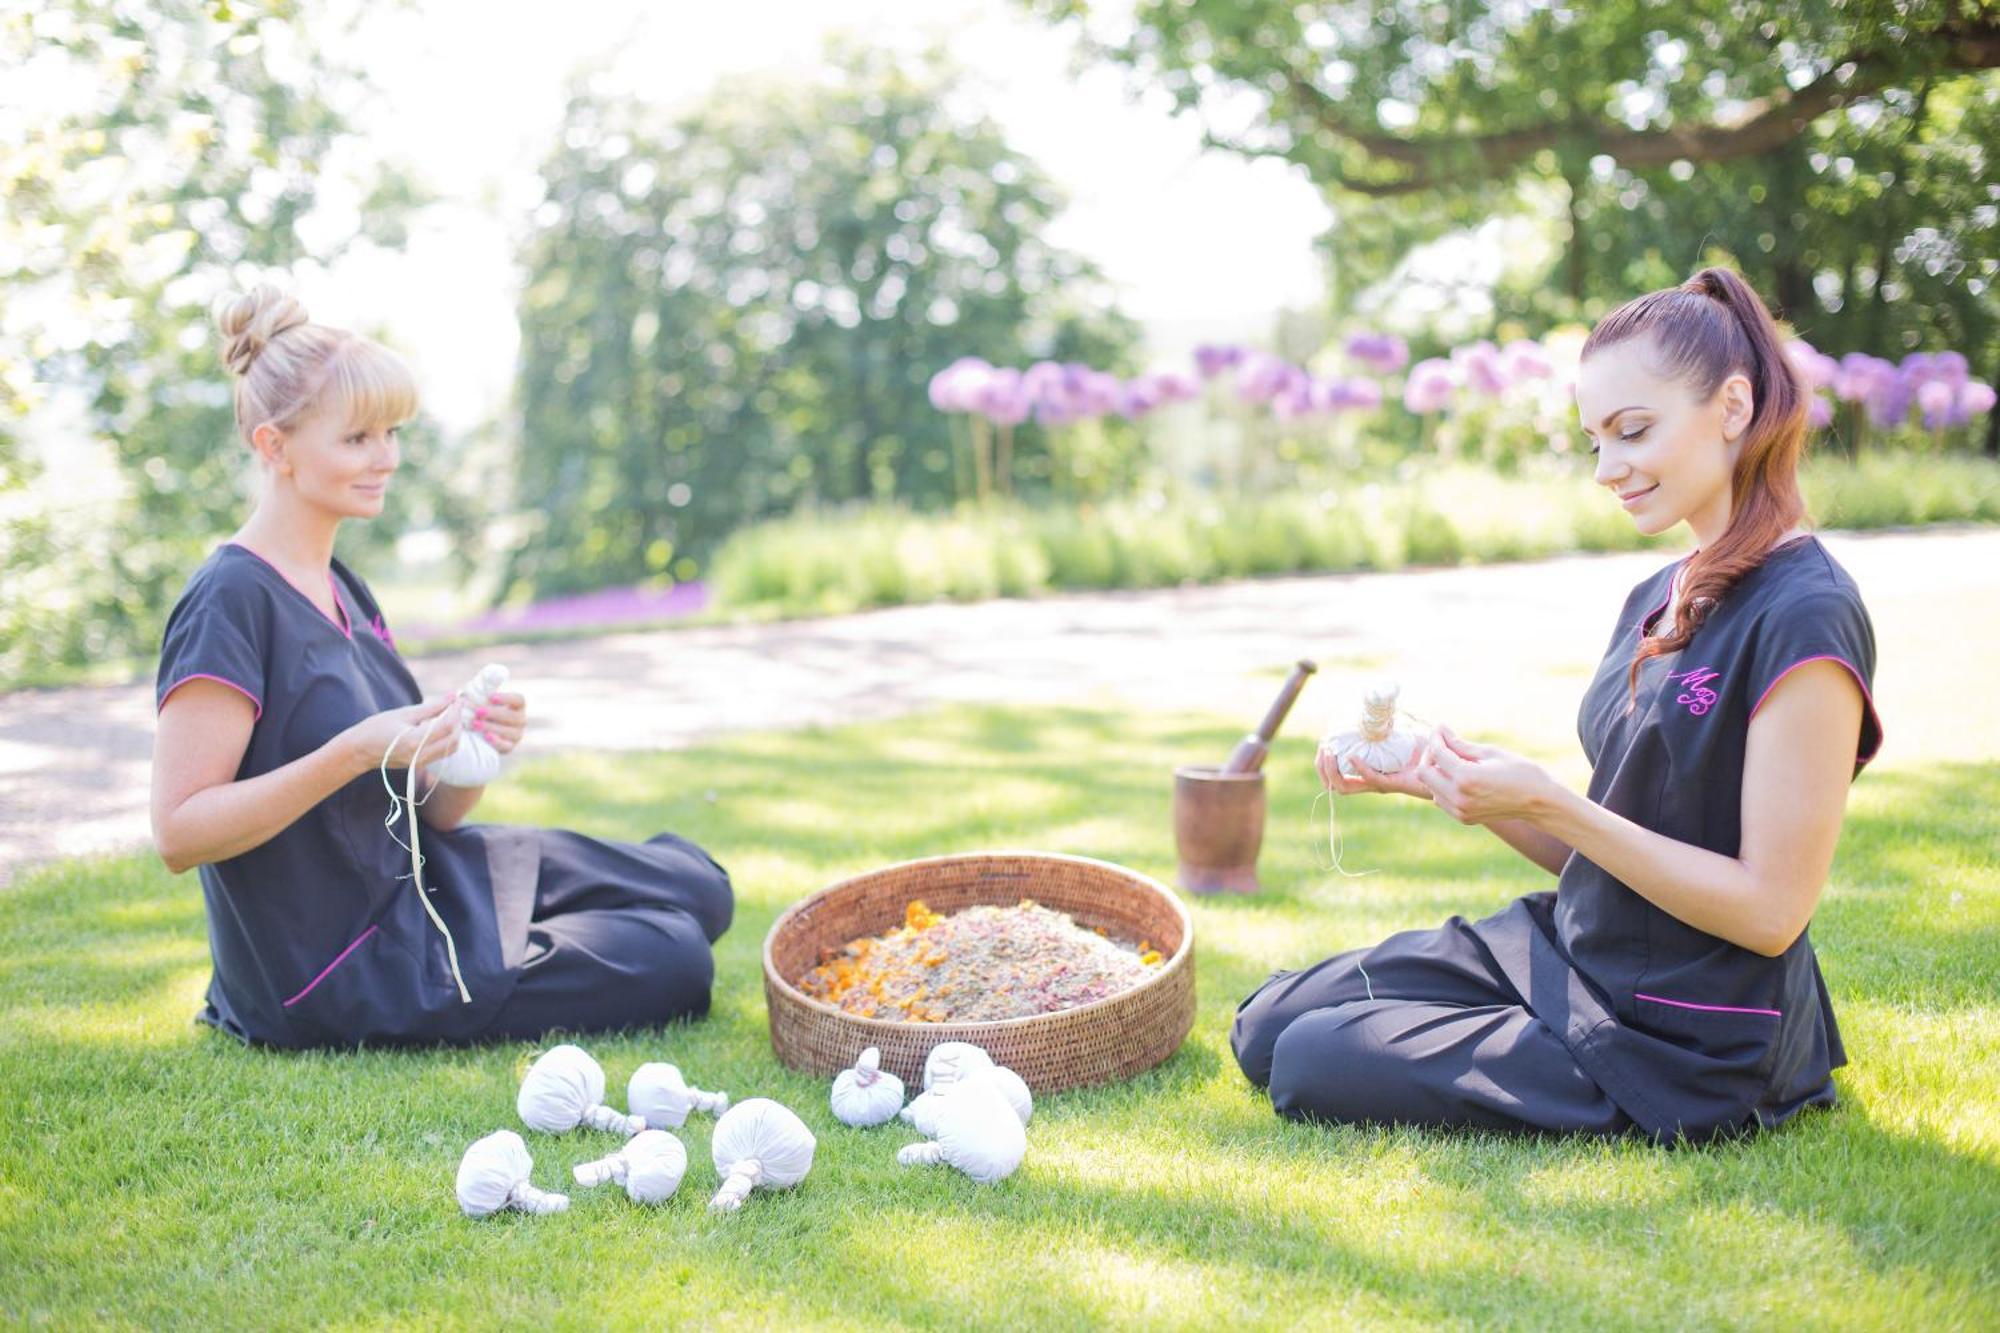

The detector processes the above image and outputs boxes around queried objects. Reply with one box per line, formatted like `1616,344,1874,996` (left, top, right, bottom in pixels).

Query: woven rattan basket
763,851,1196,1094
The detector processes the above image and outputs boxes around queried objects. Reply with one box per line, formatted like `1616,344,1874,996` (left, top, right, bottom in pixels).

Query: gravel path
5,526,1993,885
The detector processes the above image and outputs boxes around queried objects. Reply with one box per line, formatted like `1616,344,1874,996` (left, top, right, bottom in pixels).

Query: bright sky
302,0,1339,432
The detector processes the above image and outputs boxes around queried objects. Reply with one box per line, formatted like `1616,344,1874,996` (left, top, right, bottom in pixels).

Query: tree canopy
504,46,1138,599
0,0,429,679
1032,0,2000,450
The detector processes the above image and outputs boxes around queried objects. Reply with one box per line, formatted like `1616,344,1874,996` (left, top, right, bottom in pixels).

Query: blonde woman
1232,269,1882,1143
150,285,731,1048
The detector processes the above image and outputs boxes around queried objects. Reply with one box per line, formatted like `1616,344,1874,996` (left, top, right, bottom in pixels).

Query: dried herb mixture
799,899,1164,1023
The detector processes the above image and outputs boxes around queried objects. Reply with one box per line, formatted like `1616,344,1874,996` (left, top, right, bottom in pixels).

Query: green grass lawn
2,706,1996,1330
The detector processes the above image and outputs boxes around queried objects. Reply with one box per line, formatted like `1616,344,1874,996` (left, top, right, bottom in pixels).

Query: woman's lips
1620,483,1659,510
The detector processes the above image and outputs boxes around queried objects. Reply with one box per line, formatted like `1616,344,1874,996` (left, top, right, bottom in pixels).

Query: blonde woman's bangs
321,336,420,432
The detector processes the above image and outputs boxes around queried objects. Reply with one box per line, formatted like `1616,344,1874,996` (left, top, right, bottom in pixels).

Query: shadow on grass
1,706,1994,1325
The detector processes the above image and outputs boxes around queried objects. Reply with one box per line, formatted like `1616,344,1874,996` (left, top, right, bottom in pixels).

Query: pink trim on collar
224,540,352,639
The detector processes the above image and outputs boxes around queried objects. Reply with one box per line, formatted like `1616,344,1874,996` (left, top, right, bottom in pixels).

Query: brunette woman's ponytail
1582,267,1810,700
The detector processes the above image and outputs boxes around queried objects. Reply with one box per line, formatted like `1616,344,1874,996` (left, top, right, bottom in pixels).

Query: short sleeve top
1548,535,1883,1135
156,543,527,1046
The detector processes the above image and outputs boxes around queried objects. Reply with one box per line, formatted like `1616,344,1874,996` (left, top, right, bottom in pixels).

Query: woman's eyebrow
1581,405,1646,434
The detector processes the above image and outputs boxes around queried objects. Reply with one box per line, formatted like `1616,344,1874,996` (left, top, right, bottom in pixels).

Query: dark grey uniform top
1489,535,1882,1140
156,544,535,1047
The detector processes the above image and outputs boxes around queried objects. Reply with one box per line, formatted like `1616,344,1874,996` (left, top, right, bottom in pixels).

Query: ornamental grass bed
762,852,1196,1093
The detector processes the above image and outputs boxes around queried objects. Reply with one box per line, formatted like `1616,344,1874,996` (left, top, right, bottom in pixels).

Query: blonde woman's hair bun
214,284,310,377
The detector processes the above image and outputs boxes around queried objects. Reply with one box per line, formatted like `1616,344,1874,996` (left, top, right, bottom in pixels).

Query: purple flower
977,367,1032,427
1499,339,1553,384
415,582,710,643
1806,393,1835,429
1149,370,1202,404
1193,343,1246,378
1115,377,1162,419
1785,340,1840,391
1022,360,1068,403
1451,340,1508,396
1313,377,1383,412
1075,369,1123,415
928,356,992,413
1916,379,1956,430
1961,380,1997,420
1402,358,1455,414
1237,353,1304,405
1343,332,1409,375
1864,369,1914,429
1271,380,1317,421
1833,352,1895,404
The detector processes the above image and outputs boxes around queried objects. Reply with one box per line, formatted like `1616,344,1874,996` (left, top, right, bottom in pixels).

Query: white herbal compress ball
897,1081,1026,1185
517,1044,645,1136
901,1064,1032,1135
434,663,509,787
921,1041,995,1092
455,1129,570,1218
572,1129,688,1205
708,1098,816,1212
627,1061,729,1130
830,1047,905,1128
1324,682,1421,779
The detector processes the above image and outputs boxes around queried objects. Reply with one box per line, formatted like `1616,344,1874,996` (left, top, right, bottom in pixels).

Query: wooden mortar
1173,659,1315,896
1173,765,1267,894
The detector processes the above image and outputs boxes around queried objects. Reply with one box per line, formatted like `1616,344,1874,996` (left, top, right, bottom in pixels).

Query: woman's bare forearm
1530,785,1790,953
156,737,365,872
418,779,484,831
1485,817,1573,876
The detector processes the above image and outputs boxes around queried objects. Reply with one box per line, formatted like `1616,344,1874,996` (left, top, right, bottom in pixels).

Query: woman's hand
1317,734,1434,800
1412,723,1561,825
470,690,527,755
341,696,462,777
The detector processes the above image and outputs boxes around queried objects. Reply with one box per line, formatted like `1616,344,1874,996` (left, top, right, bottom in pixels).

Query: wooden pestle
1220,659,1318,775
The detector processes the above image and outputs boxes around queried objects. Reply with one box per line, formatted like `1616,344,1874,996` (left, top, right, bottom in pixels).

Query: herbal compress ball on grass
708,1098,816,1212
830,1047,905,1128
922,1041,994,1091
572,1130,688,1206
518,1044,644,1136
800,900,1164,1024
897,1080,1026,1184
627,1062,728,1130
456,1130,570,1218
902,1064,1032,1134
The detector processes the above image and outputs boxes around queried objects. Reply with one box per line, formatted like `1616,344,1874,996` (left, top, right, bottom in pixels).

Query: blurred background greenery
3,0,1995,687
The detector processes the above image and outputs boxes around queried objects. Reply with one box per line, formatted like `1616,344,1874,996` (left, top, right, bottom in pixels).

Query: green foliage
1031,1,2000,445
504,45,1139,601
2,704,1996,1326
709,454,2000,616
0,1,434,683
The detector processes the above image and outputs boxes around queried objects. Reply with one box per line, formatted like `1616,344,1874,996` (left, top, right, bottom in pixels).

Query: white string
379,699,473,1004
1310,788,1379,879
1310,705,1434,880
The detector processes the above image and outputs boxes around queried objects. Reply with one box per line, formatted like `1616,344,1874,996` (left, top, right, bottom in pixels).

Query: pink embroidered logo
1668,666,1720,716
370,613,396,651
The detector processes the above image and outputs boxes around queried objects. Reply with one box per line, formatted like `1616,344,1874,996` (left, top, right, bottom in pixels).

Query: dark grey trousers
482,830,733,1042
1230,916,1633,1136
